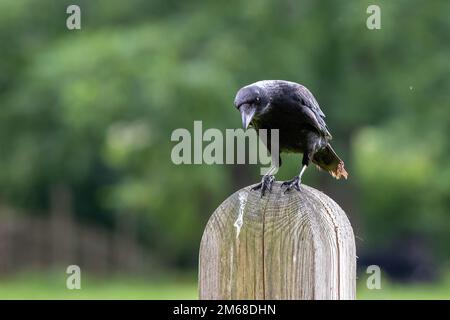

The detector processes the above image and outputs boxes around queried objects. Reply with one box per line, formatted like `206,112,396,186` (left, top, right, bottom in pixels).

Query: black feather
234,80,348,179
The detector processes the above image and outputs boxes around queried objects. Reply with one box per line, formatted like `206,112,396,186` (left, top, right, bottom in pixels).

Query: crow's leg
251,165,277,197
282,153,310,193
251,175,275,197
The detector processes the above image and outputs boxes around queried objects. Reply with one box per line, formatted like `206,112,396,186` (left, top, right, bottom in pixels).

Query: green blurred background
0,0,448,299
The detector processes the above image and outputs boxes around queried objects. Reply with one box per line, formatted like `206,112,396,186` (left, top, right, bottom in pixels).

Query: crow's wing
296,85,332,139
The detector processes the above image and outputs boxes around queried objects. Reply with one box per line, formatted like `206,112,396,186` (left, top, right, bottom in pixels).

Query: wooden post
198,182,356,300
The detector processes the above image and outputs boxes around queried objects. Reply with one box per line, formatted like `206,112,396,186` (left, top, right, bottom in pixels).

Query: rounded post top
199,182,356,300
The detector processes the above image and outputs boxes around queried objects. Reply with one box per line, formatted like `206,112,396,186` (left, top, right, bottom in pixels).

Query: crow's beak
239,104,256,130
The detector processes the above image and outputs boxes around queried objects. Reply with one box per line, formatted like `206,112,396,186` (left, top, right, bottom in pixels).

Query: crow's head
234,84,270,129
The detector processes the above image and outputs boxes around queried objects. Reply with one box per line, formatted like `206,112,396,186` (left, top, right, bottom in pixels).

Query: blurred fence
0,206,150,275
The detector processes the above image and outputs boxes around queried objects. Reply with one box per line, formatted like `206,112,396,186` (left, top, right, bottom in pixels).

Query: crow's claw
251,175,275,197
281,176,301,194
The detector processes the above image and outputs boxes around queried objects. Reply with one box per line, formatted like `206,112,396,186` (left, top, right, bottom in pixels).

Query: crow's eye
256,97,260,103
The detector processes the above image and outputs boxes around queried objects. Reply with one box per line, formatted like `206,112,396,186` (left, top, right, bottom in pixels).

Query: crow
234,80,348,196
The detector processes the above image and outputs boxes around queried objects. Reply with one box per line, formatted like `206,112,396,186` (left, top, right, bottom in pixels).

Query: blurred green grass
357,272,450,300
0,272,449,299
0,272,198,300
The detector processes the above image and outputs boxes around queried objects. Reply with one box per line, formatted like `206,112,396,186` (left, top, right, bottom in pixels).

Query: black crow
234,80,348,196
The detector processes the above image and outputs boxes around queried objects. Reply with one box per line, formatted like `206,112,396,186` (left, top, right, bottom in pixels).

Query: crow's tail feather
312,144,348,179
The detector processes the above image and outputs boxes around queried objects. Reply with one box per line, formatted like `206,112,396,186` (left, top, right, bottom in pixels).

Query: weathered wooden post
198,181,356,299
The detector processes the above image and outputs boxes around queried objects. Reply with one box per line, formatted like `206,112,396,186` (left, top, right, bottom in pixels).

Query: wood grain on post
198,182,356,300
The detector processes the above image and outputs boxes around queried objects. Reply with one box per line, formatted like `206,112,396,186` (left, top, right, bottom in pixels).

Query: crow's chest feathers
252,107,314,153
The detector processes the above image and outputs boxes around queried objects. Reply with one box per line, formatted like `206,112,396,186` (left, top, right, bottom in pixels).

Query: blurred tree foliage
0,0,448,268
